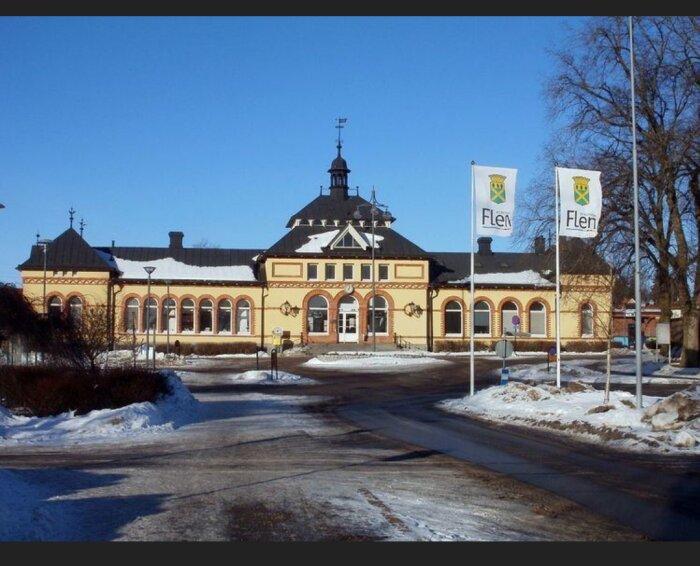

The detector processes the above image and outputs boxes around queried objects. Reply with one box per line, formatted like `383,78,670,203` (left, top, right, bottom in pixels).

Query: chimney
534,236,545,254
169,231,184,250
477,237,492,255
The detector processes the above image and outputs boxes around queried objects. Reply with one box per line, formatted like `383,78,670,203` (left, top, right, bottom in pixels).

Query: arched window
529,302,546,337
68,296,83,322
474,301,491,336
162,298,176,333
307,295,328,334
144,297,157,331
199,299,213,333
581,303,594,336
48,296,63,319
217,299,232,334
181,299,195,332
368,295,388,335
236,300,251,334
125,298,139,331
501,301,519,336
444,300,463,336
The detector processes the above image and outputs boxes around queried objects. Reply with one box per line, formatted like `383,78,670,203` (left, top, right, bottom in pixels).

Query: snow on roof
113,256,256,282
295,228,385,253
448,270,554,287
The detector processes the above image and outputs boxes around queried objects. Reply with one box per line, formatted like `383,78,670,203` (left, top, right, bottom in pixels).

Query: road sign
272,335,282,347
272,326,284,337
512,315,520,326
656,323,670,345
495,339,514,359
548,346,556,356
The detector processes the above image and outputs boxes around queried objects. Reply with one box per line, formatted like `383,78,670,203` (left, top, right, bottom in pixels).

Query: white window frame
444,300,463,337
199,299,214,334
307,263,319,281
581,303,594,337
236,300,251,335
217,299,232,335
367,295,389,336
529,302,547,337
474,301,491,337
307,295,329,335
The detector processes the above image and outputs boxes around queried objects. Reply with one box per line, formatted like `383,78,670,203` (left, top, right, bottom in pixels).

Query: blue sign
512,315,520,326
548,346,556,356
500,368,510,385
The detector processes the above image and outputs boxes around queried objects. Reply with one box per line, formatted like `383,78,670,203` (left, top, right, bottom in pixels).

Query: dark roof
430,239,610,286
264,225,430,259
17,228,114,272
101,246,263,268
286,194,379,228
330,154,349,171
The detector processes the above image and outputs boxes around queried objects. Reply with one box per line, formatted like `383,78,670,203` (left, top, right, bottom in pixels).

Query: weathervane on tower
335,117,347,152
68,207,76,229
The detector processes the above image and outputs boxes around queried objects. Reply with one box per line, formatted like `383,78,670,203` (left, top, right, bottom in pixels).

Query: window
337,232,361,248
48,296,63,319
378,264,389,281
307,295,328,334
181,299,195,332
199,299,213,333
529,302,546,337
474,301,491,336
68,297,83,322
325,263,336,280
501,301,519,336
162,298,176,333
367,295,388,334
144,297,157,331
343,264,353,280
125,298,139,331
361,264,371,281
217,299,232,334
444,300,463,336
581,303,594,336
236,300,251,334
307,263,318,280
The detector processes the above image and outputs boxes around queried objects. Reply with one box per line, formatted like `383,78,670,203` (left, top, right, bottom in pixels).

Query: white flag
474,165,518,237
557,167,602,238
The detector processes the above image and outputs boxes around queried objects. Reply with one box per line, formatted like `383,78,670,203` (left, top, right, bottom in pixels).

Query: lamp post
164,279,171,357
353,188,391,352
143,266,156,369
37,238,53,315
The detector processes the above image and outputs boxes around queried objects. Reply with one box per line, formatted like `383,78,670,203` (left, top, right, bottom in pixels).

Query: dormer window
337,232,362,248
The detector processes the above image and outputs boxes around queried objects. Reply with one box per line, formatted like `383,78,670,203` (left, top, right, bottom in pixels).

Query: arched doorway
338,295,358,343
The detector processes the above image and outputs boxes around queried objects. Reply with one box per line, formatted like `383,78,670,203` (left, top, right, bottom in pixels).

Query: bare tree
523,16,699,366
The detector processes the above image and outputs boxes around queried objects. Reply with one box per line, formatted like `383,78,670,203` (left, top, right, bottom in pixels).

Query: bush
434,340,492,352
512,340,556,353
155,341,258,356
0,366,169,417
562,340,608,353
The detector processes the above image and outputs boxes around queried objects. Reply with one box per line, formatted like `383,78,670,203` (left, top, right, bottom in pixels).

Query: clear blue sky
0,16,582,284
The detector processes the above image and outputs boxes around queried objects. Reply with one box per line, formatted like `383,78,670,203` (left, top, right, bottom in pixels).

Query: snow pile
113,256,255,282
231,370,315,384
0,371,200,445
304,354,452,369
440,382,700,454
448,270,554,287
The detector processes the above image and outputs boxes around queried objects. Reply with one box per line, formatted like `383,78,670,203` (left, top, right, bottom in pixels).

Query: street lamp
37,238,53,315
164,279,171,357
143,266,156,369
353,188,392,352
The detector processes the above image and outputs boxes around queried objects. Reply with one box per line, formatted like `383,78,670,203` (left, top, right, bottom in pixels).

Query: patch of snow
448,270,554,287
0,372,200,445
230,370,314,385
113,256,255,282
439,382,700,454
304,355,452,370
295,230,339,253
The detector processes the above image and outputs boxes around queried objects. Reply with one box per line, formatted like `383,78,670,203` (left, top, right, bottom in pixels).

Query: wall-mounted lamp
280,301,299,317
404,302,423,317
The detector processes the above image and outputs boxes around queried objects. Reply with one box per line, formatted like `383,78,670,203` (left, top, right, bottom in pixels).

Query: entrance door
338,296,358,343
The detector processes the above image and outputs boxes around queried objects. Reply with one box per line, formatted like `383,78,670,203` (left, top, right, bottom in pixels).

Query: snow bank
0,469,56,540
0,371,199,445
230,370,314,385
440,382,700,454
304,354,452,369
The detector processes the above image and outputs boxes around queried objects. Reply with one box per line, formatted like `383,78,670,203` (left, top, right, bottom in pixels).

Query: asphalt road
1,353,697,540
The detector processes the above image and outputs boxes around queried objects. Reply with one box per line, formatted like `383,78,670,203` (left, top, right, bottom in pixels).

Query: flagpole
470,161,476,397
629,16,643,408
555,166,561,389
